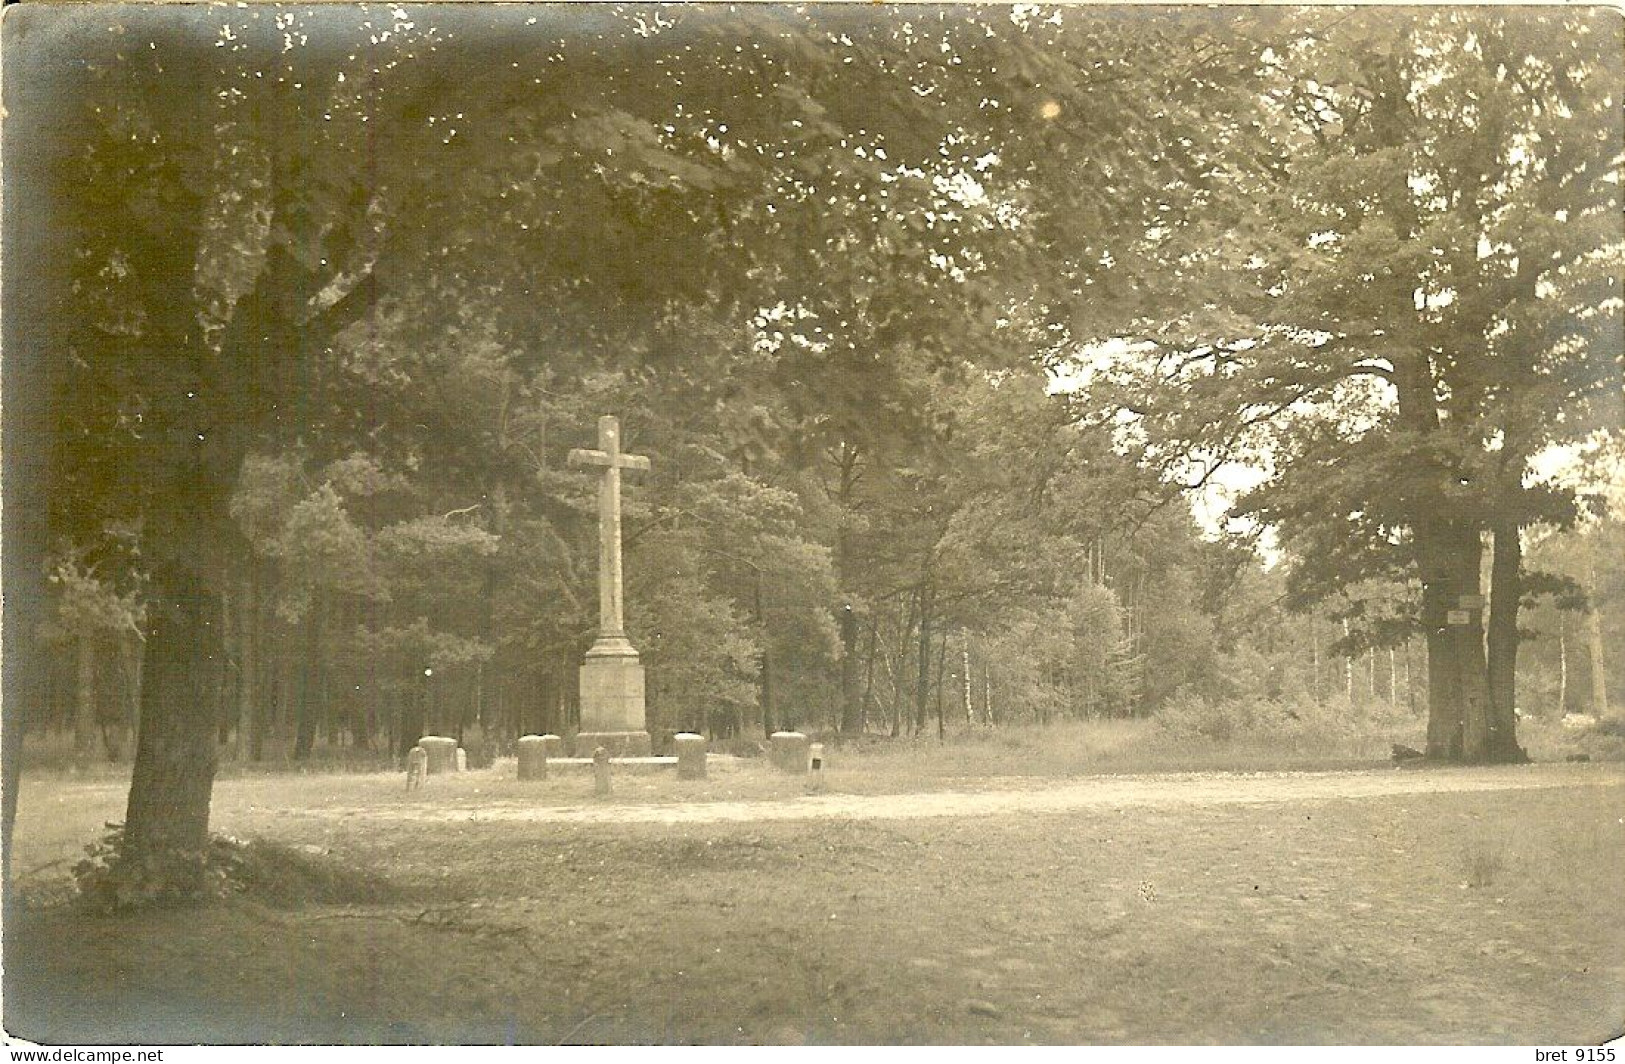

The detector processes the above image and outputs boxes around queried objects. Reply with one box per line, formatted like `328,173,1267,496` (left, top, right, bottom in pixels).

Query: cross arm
568,449,651,472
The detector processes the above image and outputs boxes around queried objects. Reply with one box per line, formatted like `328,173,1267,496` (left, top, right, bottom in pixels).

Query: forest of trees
3,5,1620,901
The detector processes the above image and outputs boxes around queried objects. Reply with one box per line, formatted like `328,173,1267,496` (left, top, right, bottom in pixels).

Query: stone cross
568,416,650,647
567,417,653,757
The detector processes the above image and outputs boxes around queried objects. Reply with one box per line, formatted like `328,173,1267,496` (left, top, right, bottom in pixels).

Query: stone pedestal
574,644,650,757
674,732,708,780
770,731,810,774
517,735,549,780
538,734,565,758
419,736,458,775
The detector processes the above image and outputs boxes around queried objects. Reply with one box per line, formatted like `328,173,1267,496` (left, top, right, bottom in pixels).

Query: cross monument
566,416,653,757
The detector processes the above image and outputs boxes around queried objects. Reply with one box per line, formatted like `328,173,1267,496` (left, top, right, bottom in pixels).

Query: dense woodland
3,5,1621,901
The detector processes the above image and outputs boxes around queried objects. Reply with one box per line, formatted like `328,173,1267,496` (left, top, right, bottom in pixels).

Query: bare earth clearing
273,762,1623,826
6,762,1623,1045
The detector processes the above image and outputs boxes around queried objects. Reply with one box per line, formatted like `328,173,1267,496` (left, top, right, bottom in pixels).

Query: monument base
570,730,653,758
578,644,647,753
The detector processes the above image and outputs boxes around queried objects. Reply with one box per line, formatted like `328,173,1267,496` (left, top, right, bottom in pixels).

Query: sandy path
290,763,1623,827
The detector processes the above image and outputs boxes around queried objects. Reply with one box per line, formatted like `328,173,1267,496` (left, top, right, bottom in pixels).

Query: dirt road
291,761,1623,827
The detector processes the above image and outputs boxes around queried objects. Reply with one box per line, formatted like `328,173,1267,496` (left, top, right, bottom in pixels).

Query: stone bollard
770,731,810,774
405,745,428,790
593,746,612,797
809,742,826,791
517,735,549,781
419,736,458,775
674,733,707,780
455,748,467,773
539,734,565,759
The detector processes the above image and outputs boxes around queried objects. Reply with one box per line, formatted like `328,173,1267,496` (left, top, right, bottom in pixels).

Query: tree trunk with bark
914,584,935,736
1557,620,1569,717
860,616,879,735
838,605,862,735
1417,518,1491,761
118,561,224,902
962,634,974,725
759,645,776,738
1486,519,1527,761
234,569,257,760
293,590,324,760
934,631,948,741
1586,544,1610,716
399,679,426,760
74,636,98,771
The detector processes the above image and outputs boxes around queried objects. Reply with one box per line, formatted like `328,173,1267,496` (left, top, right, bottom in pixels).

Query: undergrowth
71,824,399,913
1155,688,1422,754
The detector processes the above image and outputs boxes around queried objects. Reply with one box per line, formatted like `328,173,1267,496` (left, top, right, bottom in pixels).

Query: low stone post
593,746,612,796
770,731,810,774
517,735,549,780
674,732,707,780
419,736,458,775
405,746,428,789
809,742,826,791
455,748,468,773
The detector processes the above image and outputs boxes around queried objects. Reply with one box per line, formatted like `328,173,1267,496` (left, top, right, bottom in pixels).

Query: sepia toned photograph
1,1,1621,1047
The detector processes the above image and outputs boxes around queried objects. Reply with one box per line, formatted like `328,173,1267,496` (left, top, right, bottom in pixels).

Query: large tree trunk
1486,519,1527,762
1418,519,1490,761
120,561,223,901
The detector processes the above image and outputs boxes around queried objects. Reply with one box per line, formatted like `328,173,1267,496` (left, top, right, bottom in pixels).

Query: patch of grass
816,716,1411,789
1461,839,1507,889
211,837,403,909
1515,713,1625,763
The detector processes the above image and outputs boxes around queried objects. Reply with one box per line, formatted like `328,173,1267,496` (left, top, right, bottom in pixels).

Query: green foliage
353,620,493,687
42,560,145,645
639,574,759,736
272,484,388,616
